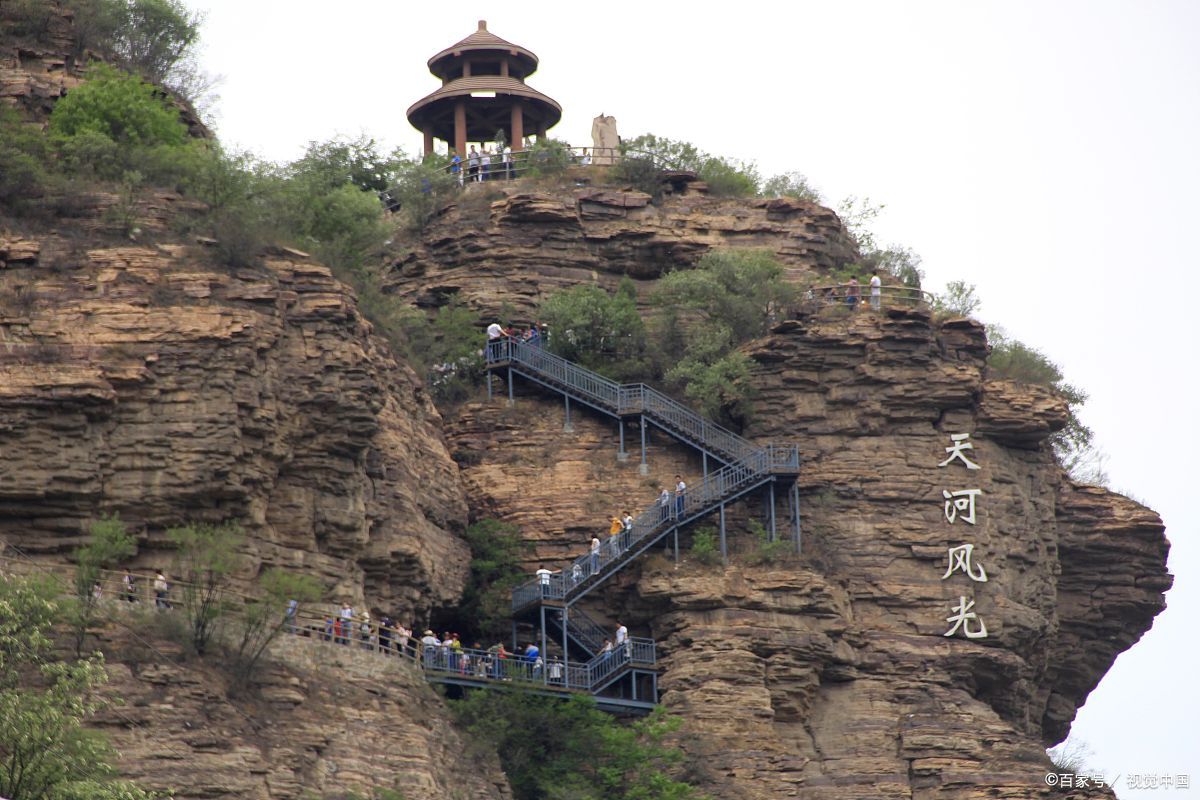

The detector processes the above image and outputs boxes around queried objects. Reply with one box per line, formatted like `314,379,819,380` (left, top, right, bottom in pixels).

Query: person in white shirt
615,623,628,656
590,536,601,573
674,475,687,517
870,271,882,311
536,567,553,596
487,322,504,340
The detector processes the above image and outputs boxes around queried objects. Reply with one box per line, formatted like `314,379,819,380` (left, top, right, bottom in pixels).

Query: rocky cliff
444,307,1170,799
386,184,856,321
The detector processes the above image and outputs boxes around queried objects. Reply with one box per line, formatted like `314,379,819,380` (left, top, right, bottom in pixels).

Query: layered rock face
620,308,1169,799
386,185,856,321
93,621,509,799
0,227,469,621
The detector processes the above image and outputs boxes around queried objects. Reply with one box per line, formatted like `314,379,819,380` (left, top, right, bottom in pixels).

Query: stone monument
591,114,619,165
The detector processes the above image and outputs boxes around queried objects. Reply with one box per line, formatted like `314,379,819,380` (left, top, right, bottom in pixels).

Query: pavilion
406,21,562,157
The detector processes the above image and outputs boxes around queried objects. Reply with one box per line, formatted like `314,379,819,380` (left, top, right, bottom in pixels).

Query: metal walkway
483,337,804,710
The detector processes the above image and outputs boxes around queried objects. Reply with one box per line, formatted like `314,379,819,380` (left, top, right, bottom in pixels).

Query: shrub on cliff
453,692,702,800
985,325,1095,476
70,514,138,655
618,133,760,197
0,573,160,800
0,106,52,208
452,519,529,641
49,64,188,179
167,521,244,656
541,279,649,379
761,170,822,203
650,249,793,424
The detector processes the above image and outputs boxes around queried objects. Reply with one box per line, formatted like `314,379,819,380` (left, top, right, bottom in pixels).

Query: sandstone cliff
443,304,1170,799
92,619,509,799
386,185,856,321
0,222,469,620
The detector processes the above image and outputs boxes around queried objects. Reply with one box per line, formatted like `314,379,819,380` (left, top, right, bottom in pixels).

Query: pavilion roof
406,75,561,121
428,21,539,73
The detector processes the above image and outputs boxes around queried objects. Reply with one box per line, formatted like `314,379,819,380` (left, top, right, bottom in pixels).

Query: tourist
378,615,393,653
487,321,505,340
548,656,563,684
846,277,860,310
450,150,463,186
285,598,298,634
580,147,591,166
421,629,439,666
338,603,354,645
467,146,480,181
536,566,553,596
122,571,137,603
658,487,671,522
153,571,169,609
480,149,492,181
502,145,512,179
359,612,373,650
91,581,103,603
524,641,540,678
615,621,630,657
590,535,601,573
496,642,511,679
870,271,882,311
571,562,583,585
449,632,463,670
675,475,687,517
600,637,613,669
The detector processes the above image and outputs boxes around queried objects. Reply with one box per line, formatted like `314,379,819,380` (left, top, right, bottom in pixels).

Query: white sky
189,2,1199,795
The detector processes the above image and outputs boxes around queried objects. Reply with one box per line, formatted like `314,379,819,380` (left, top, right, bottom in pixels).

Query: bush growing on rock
0,573,161,800
452,692,702,800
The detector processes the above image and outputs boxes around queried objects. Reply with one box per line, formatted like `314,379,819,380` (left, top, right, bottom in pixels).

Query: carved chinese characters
937,433,989,638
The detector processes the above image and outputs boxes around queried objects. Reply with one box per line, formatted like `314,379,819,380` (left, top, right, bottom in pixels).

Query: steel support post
511,619,518,652
540,606,548,686
792,481,802,554
564,395,574,432
487,370,493,401
673,527,679,563
703,451,708,479
506,367,514,406
618,421,628,461
719,503,727,563
769,482,777,542
562,607,570,687
639,415,648,475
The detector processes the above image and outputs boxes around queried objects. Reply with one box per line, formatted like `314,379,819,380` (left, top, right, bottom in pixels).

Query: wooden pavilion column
422,127,434,157
510,101,524,150
454,100,467,157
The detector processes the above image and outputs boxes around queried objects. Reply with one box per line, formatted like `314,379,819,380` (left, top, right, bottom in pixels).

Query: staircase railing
486,338,763,463
558,607,655,661
512,445,794,610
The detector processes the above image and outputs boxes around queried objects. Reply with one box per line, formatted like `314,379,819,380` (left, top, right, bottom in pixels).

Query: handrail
0,554,652,693
489,335,800,612
431,145,671,184
799,283,936,311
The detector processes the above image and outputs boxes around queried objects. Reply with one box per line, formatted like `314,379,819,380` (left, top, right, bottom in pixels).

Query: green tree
396,299,486,404
167,521,244,655
650,249,792,423
230,568,322,683
454,519,528,641
540,280,647,376
453,692,702,800
51,64,187,147
72,514,137,655
50,63,187,179
0,574,160,800
107,0,202,83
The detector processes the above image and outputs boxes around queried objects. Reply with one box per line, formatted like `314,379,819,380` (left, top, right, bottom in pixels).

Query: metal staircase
482,336,805,711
